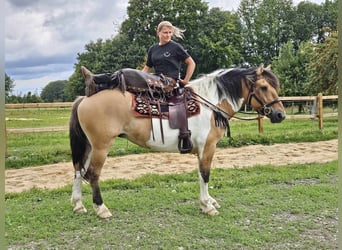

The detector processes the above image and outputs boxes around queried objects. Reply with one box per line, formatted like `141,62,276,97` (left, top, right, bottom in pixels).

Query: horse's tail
69,96,90,176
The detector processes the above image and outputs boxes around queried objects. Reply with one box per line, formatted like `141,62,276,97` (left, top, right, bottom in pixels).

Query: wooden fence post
258,114,264,134
317,93,323,130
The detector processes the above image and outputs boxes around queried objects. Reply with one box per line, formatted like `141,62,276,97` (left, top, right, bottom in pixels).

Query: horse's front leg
199,171,221,215
198,155,221,216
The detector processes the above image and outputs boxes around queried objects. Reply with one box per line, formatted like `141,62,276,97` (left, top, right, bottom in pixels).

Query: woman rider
142,21,196,87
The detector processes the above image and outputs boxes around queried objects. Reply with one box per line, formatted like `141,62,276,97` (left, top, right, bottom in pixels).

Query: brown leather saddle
89,67,195,154
90,68,177,96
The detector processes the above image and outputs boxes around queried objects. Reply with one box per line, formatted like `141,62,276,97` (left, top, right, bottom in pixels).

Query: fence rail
7,126,68,134
5,102,74,109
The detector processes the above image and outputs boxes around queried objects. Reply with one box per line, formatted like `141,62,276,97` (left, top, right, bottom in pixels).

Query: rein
190,90,259,122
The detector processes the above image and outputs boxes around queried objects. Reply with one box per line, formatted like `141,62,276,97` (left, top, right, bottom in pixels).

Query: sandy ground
5,139,338,193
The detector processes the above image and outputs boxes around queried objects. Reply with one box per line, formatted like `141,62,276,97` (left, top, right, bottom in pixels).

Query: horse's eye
260,86,268,92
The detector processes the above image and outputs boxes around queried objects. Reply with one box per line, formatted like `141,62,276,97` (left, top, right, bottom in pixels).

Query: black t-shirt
146,40,190,80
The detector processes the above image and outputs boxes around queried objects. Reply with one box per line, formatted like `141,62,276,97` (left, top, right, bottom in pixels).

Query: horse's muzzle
267,108,286,123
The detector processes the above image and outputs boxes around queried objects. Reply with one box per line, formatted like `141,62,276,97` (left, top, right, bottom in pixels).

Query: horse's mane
188,67,280,112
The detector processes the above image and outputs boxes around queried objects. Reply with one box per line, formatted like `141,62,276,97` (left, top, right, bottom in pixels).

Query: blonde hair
157,21,185,40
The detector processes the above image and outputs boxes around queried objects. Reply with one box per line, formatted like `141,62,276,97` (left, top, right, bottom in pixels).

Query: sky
5,0,325,95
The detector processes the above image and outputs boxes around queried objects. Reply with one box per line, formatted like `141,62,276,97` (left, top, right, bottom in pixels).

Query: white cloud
5,0,128,94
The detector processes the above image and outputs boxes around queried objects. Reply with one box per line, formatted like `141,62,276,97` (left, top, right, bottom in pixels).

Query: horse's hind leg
71,167,87,213
70,149,92,214
87,148,112,218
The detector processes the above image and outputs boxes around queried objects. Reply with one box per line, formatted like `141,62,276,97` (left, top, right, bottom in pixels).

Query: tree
272,41,312,96
238,0,296,65
317,0,338,43
41,80,67,102
238,0,262,65
5,73,15,103
195,8,243,73
293,1,321,45
307,30,338,95
293,0,337,45
22,91,42,103
254,0,295,65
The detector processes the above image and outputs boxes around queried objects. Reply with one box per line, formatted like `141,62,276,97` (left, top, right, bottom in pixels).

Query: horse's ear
81,66,92,79
265,64,271,70
256,64,264,76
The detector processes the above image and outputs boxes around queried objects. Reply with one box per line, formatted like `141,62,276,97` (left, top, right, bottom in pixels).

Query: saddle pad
132,92,200,119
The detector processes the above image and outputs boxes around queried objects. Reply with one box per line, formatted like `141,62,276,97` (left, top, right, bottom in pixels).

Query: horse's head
244,65,286,123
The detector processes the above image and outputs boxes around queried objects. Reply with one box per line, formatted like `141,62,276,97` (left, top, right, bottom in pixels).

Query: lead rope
190,90,260,122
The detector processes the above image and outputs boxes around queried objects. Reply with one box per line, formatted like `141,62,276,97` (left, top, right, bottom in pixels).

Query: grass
5,161,337,249
5,108,71,128
5,107,338,169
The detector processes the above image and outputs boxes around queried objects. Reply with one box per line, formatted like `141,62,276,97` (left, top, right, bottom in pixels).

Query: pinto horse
69,65,285,218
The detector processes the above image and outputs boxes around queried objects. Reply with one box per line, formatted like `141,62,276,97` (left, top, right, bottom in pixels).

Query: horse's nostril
278,112,286,120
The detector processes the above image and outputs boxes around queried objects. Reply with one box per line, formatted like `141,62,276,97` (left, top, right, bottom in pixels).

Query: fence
5,93,338,134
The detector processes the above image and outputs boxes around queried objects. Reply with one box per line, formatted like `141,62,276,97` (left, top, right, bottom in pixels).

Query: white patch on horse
70,171,87,213
146,119,179,152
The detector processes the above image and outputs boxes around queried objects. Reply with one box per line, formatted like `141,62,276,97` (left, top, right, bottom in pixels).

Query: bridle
245,78,281,117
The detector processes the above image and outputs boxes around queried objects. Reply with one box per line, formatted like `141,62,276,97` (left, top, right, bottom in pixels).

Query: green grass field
5,162,337,249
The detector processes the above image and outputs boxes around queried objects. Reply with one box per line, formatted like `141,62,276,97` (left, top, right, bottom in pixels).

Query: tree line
5,0,338,103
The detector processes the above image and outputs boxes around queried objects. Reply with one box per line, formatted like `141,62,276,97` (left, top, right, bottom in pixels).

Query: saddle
89,68,177,96
86,67,194,154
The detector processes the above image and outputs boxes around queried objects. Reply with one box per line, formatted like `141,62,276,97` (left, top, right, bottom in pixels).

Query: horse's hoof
207,208,219,216
98,210,112,219
93,204,112,219
200,201,219,216
73,205,87,213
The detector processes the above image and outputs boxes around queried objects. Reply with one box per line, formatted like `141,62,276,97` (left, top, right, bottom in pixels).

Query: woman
142,21,196,87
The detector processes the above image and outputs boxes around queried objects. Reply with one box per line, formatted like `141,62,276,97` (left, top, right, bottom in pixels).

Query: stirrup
178,131,193,154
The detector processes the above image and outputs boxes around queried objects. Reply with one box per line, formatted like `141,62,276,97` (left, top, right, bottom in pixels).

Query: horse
69,65,286,218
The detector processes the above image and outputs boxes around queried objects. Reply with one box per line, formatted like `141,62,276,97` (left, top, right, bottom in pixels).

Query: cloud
5,0,127,94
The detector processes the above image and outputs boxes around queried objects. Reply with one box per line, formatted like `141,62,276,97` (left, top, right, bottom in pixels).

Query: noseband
246,80,281,117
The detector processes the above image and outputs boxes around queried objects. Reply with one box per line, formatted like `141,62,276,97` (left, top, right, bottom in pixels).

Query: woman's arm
181,57,196,86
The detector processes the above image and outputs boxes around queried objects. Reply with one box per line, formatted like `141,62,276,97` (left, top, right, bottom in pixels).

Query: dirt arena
5,139,338,193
